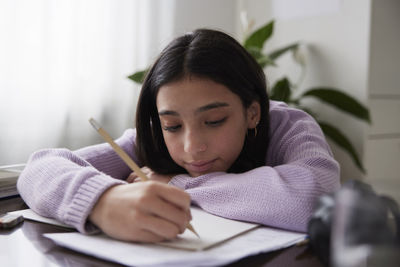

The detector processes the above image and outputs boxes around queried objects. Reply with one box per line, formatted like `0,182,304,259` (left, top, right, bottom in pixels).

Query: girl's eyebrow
196,102,229,114
158,102,230,116
158,110,179,116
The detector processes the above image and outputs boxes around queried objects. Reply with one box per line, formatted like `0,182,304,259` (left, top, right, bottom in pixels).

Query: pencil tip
188,224,200,238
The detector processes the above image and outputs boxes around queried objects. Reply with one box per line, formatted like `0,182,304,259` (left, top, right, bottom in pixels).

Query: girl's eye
205,117,227,127
162,125,181,132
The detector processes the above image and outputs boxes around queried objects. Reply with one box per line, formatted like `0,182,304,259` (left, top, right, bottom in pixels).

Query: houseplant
128,20,370,173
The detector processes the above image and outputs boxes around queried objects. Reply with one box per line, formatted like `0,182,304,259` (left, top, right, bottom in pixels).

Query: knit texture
17,101,340,233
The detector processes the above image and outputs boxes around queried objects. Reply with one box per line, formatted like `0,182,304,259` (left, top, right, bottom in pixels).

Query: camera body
308,179,400,266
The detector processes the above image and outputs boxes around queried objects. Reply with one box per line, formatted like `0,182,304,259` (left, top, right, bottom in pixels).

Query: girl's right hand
89,181,192,242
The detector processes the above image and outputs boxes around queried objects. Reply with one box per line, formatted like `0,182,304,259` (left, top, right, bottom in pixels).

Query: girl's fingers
127,167,150,183
145,196,191,233
140,166,151,174
136,212,182,240
127,172,138,183
90,183,190,243
151,182,192,211
127,228,166,243
134,182,192,233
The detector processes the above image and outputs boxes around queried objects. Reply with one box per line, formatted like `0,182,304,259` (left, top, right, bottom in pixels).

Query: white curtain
0,0,176,165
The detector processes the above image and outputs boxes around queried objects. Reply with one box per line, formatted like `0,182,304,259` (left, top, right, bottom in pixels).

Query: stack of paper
45,226,305,266
11,207,307,266
0,164,25,199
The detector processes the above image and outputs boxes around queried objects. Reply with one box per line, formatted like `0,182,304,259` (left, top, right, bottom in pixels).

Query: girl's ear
246,101,261,129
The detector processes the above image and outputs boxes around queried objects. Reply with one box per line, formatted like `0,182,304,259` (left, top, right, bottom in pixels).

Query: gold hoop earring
254,121,259,137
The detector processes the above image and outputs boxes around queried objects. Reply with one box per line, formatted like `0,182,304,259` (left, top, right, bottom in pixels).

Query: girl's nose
183,130,207,154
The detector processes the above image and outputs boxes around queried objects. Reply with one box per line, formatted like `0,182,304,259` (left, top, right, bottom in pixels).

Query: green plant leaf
127,69,148,84
246,46,265,63
270,78,291,102
258,54,276,68
243,20,274,50
246,46,262,58
318,120,365,173
246,47,275,67
268,43,299,61
302,88,371,124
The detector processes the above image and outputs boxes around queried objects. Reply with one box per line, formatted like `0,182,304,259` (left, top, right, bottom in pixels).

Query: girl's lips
186,159,216,173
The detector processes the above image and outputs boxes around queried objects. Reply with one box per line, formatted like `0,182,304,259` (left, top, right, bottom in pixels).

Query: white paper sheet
11,207,306,266
8,209,74,229
45,227,306,267
157,207,259,250
11,207,259,250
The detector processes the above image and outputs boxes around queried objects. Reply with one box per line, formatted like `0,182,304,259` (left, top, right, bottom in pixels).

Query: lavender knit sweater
17,101,340,233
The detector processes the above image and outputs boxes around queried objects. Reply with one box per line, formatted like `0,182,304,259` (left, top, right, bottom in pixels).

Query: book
0,164,25,199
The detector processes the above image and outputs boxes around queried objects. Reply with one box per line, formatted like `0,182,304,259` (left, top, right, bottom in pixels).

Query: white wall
172,0,236,35
0,0,238,165
238,0,372,181
364,0,400,202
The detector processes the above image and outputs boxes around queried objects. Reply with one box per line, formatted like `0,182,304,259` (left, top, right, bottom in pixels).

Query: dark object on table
307,179,400,266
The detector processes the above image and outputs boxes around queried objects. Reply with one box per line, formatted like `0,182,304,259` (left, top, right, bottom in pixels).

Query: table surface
0,197,324,267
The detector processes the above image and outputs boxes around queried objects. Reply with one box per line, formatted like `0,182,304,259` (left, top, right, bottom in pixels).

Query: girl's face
156,77,260,177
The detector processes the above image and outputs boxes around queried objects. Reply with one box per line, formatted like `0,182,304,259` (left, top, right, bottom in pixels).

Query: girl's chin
185,169,211,177
185,169,206,177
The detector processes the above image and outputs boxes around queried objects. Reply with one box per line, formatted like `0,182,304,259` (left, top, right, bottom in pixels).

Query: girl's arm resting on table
17,129,192,241
170,158,338,233
169,107,340,232
16,129,137,233
17,149,127,233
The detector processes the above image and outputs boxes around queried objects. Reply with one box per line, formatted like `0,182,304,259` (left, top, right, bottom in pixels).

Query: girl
17,29,340,243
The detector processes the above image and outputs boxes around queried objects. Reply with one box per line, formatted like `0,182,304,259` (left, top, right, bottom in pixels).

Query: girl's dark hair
136,28,269,174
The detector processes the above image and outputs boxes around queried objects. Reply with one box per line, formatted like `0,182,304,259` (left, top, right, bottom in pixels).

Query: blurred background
0,0,399,201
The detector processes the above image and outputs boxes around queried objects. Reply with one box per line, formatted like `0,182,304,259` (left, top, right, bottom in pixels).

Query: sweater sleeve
16,129,137,233
169,102,340,232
